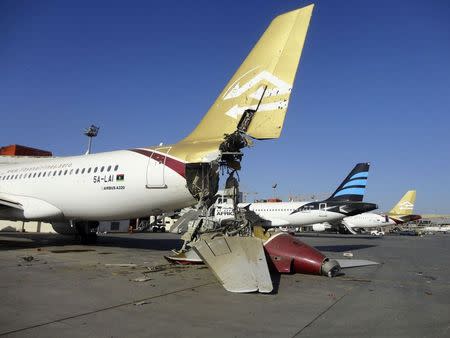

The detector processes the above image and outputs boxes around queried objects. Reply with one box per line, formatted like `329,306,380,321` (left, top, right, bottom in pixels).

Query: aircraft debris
22,256,34,262
160,5,378,293
105,263,137,268
131,276,153,282
192,234,273,293
145,265,171,273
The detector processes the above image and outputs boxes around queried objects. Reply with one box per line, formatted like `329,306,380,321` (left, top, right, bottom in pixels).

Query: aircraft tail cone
321,259,341,277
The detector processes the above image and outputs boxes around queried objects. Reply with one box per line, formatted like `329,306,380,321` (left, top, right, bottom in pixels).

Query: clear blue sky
1,0,449,213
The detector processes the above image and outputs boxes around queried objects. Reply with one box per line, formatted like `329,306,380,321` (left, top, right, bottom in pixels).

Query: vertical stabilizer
327,163,370,202
182,5,314,143
388,190,416,216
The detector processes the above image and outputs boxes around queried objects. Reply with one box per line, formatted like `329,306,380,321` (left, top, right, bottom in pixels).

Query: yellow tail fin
183,5,314,142
388,190,416,216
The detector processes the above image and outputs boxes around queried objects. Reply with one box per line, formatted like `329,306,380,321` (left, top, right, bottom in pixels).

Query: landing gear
75,221,99,244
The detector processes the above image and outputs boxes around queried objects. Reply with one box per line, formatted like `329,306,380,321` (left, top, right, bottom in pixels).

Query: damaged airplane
0,5,378,293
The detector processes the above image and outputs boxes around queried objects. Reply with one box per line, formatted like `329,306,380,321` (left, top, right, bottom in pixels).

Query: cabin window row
1,164,119,181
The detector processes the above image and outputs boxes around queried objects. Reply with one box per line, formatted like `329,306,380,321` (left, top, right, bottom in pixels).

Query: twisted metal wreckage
167,92,378,293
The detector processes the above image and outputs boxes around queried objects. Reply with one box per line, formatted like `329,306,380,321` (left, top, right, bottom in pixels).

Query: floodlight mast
84,125,99,155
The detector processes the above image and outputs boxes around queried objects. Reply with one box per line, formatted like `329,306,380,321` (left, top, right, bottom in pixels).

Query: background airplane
207,163,378,229
340,190,419,233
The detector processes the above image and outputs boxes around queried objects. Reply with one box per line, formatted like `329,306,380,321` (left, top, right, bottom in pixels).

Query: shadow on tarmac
0,232,378,253
315,244,377,252
0,232,183,251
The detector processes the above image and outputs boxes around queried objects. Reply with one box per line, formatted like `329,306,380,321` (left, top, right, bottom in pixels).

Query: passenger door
319,203,327,217
146,147,171,188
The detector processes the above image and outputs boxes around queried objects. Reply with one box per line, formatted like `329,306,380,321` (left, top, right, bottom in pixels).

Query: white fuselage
342,212,395,229
214,201,347,227
0,149,196,222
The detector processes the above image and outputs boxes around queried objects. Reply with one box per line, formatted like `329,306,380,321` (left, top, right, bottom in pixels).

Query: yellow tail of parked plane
159,5,314,162
388,190,416,216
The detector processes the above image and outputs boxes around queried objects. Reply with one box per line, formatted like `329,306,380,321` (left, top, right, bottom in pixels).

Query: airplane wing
0,195,24,221
0,195,23,210
0,193,63,220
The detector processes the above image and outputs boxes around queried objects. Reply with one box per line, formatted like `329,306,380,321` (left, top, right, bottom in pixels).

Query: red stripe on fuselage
129,149,186,178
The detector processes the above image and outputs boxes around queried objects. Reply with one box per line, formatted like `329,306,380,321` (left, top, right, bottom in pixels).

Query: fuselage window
58,170,62,176
43,172,47,177
38,172,41,178
53,171,57,176
64,170,68,175
81,168,85,174
94,167,98,173
75,169,79,174
100,166,105,172
33,173,37,178
107,165,111,172
69,169,73,175
114,165,119,171
28,173,32,178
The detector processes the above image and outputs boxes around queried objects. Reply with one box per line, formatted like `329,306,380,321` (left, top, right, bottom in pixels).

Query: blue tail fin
327,163,370,202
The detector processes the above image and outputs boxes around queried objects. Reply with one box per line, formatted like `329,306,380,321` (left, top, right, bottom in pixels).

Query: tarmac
0,231,449,337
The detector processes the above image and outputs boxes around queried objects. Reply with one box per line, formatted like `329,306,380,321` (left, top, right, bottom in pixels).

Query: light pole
272,183,277,199
84,125,99,155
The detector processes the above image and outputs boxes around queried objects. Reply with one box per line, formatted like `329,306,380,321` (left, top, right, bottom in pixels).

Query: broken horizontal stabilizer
336,259,379,269
192,235,273,293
